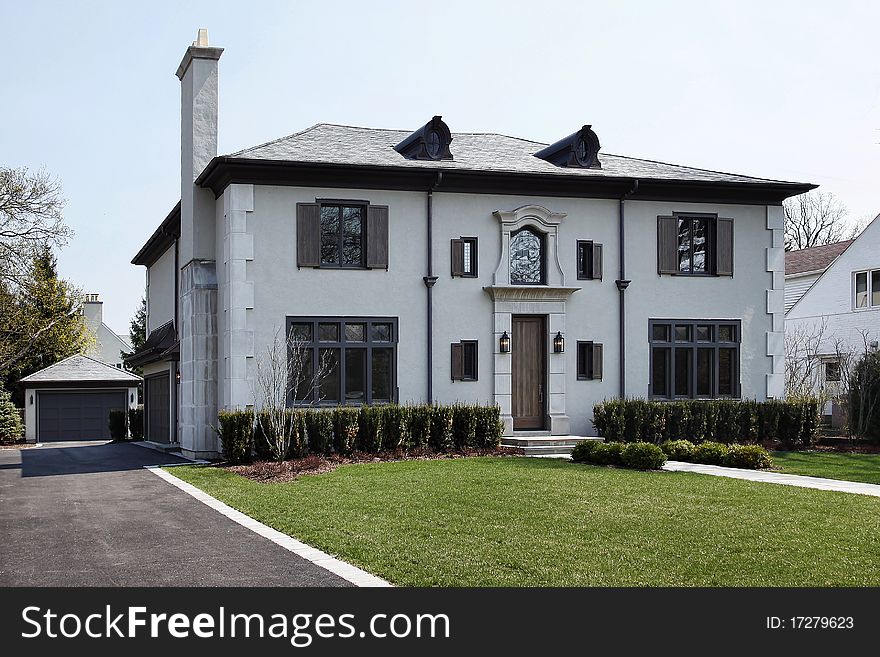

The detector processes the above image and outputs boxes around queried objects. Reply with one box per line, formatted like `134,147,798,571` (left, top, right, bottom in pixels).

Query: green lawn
772,451,880,486
168,457,880,586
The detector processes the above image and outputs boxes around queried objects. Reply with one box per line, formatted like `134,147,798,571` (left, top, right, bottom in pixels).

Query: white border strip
146,465,392,587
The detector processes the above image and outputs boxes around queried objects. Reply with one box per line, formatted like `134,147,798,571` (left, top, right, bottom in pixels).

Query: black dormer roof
394,116,453,161
534,125,601,169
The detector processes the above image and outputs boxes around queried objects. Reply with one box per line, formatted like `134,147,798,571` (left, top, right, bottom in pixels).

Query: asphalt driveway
0,441,349,586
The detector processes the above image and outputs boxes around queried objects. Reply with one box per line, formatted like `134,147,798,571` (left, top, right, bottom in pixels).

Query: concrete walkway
663,460,880,498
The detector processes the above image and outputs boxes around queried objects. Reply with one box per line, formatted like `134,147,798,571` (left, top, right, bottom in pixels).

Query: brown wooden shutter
296,203,320,268
592,243,603,280
366,205,389,269
716,217,734,276
451,343,463,381
592,343,603,380
451,239,465,276
657,216,679,274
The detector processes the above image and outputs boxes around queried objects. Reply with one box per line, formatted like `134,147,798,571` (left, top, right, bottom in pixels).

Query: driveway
0,441,349,586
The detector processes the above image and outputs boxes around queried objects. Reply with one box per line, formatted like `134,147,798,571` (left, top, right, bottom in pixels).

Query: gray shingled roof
230,123,802,186
785,240,854,275
19,355,142,384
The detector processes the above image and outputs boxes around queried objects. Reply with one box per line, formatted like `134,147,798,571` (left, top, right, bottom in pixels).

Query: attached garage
20,355,141,443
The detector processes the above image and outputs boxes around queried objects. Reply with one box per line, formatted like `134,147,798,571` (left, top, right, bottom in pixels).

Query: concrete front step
501,435,601,456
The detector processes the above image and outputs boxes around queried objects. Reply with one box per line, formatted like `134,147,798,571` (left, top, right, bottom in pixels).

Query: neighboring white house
785,216,880,420
784,240,852,314
83,293,133,368
128,32,814,458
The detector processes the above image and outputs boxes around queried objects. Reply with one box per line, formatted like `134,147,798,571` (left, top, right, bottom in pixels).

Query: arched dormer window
510,227,545,285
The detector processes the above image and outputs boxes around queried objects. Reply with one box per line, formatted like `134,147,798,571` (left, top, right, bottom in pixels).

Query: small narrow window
577,342,603,380
873,271,880,306
577,241,603,280
451,237,478,277
855,272,868,308
451,340,478,381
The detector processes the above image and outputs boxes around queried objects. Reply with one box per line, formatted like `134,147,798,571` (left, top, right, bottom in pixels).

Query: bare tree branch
783,190,863,251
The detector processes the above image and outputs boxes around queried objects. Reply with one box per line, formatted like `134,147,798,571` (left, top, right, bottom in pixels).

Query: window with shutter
577,342,603,380
658,213,731,277
716,217,734,276
451,340,478,380
577,241,603,280
451,237,478,277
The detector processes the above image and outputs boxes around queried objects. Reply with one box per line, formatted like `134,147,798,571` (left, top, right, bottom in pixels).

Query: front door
512,315,546,430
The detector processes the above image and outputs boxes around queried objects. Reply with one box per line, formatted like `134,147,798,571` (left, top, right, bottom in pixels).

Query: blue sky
2,0,879,333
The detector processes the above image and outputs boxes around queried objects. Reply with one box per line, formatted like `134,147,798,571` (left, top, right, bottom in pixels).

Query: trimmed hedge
571,440,665,470
592,398,820,448
218,409,254,464
659,438,773,470
224,403,503,462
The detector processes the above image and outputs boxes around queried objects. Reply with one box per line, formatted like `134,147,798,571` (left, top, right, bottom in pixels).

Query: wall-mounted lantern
29,394,34,406
130,393,135,403
176,369,181,384
553,331,565,353
499,331,511,354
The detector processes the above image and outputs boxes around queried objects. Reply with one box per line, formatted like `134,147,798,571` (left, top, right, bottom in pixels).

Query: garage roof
20,355,142,386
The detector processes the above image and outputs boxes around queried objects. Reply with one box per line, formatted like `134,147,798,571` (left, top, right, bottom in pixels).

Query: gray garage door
37,391,127,442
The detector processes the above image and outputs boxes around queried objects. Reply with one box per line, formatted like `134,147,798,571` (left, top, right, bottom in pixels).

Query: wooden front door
512,315,546,430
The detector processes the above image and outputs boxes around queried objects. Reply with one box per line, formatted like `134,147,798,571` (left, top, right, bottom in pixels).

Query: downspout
616,179,639,398
423,172,443,403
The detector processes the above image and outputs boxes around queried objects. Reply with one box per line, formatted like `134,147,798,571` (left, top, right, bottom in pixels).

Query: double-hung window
649,319,740,399
287,317,397,405
854,269,880,309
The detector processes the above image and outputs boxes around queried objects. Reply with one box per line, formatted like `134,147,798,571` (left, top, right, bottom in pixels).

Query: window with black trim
286,317,397,405
657,213,733,277
825,360,841,382
451,237,478,277
510,227,545,285
577,240,603,280
649,319,740,399
296,201,389,270
320,203,365,267
451,340,478,381
577,341,603,380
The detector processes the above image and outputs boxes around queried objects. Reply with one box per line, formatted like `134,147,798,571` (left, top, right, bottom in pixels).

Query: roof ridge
19,353,141,382
788,238,854,253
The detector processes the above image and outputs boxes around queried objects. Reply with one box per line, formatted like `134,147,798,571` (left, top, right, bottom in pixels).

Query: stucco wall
147,245,176,334
217,184,776,436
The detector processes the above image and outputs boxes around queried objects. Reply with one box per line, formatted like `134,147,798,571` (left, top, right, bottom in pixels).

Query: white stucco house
129,31,814,458
785,216,880,421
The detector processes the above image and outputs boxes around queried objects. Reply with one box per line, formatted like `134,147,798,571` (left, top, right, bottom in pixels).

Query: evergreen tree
0,389,23,443
129,296,147,353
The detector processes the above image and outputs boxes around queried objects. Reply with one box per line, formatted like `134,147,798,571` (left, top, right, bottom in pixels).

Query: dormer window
394,116,453,160
534,125,601,169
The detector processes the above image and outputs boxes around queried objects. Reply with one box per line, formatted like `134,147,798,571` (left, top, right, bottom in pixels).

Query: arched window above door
510,227,545,285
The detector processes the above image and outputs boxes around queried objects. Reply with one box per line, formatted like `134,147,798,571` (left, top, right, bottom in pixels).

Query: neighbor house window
657,214,734,276
286,317,397,405
510,227,545,284
649,319,740,399
854,269,880,309
824,360,841,383
451,340,478,381
451,237,478,277
577,341,603,380
577,241,603,280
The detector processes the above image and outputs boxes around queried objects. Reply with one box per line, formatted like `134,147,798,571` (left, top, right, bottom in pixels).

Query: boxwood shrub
107,409,127,441
723,443,774,470
218,408,254,464
660,439,695,461
571,440,600,463
128,407,144,440
692,441,729,465
592,398,820,447
621,442,667,470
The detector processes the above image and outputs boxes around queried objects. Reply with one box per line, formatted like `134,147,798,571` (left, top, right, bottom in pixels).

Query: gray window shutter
296,203,320,268
657,216,678,274
716,217,734,276
592,243,603,280
366,205,389,269
451,343,463,381
592,343,603,380
451,239,465,276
